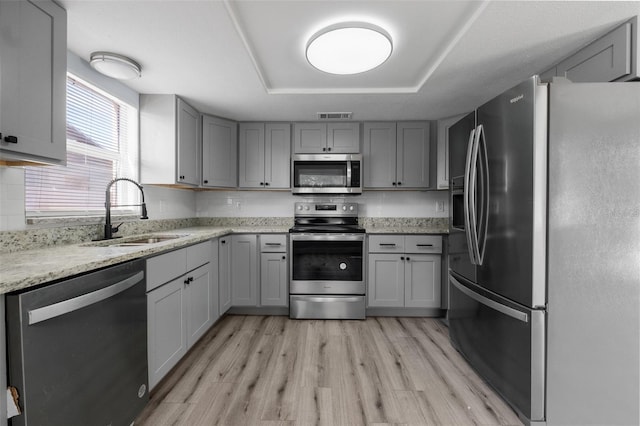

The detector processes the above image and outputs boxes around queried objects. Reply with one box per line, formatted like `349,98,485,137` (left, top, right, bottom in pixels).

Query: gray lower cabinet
231,234,259,306
368,235,442,309
218,237,232,315
146,241,213,390
260,234,288,306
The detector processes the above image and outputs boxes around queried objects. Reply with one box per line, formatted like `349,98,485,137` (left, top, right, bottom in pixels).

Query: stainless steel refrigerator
448,76,640,426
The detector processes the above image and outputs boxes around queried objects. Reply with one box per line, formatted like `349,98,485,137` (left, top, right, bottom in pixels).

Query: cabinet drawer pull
379,243,397,247
416,244,434,247
265,243,282,246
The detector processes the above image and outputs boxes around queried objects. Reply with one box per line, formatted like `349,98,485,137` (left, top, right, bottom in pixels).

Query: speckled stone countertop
0,226,289,295
362,217,449,234
0,217,448,295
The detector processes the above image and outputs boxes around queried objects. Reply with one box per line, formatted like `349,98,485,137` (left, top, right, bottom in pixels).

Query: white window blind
26,74,139,217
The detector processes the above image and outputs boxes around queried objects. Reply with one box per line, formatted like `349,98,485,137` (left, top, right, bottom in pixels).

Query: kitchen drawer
186,241,211,271
405,235,442,254
260,234,287,252
368,235,405,253
146,248,187,291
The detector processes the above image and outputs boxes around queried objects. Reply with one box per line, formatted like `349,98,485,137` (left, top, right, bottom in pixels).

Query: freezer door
476,77,547,308
449,273,545,424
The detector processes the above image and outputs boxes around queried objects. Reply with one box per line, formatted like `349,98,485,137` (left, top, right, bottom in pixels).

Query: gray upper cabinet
364,121,432,189
239,123,291,189
363,122,397,188
0,0,67,165
202,115,237,188
542,17,639,82
293,122,360,153
436,114,466,190
140,95,201,187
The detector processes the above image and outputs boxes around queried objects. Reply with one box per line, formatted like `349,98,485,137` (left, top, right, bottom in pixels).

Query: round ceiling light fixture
90,52,142,80
306,22,393,75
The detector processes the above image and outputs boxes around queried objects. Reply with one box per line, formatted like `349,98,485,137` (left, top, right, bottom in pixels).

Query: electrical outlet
436,201,445,212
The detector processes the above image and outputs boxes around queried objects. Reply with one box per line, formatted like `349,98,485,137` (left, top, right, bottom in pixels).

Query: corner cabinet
364,121,433,189
146,241,214,390
202,115,237,188
367,235,442,311
293,122,360,153
0,0,67,165
238,122,290,189
218,237,232,315
140,95,201,186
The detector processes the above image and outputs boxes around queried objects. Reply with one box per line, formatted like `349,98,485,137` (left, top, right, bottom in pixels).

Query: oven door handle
290,234,365,242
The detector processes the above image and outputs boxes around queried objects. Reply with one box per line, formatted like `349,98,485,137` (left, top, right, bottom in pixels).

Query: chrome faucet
103,178,148,240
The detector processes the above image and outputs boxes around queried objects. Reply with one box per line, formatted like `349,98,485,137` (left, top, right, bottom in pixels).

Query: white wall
196,189,449,218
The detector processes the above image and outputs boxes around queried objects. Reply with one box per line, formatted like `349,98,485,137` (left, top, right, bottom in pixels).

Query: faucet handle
111,222,124,234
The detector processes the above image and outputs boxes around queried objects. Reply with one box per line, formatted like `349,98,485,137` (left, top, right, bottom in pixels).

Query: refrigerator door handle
450,275,529,323
468,126,482,265
463,127,478,264
476,124,490,265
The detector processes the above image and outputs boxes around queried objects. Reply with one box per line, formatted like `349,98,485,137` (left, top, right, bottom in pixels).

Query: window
26,74,139,217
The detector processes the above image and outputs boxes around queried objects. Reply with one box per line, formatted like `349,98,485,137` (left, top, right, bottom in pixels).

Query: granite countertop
0,226,290,295
0,220,448,295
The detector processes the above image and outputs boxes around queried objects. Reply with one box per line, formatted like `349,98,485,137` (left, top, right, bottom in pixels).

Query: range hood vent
317,112,352,120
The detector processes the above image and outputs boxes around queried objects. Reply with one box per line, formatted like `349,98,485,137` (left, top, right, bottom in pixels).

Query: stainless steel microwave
292,153,362,194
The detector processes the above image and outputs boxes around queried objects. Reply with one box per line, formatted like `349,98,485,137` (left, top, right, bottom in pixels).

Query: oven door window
292,240,363,281
293,161,347,188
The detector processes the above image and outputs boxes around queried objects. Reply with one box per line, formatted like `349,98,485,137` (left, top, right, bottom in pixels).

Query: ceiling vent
317,112,352,120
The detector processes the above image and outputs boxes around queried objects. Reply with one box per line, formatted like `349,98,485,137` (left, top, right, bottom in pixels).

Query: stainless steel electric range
288,201,365,319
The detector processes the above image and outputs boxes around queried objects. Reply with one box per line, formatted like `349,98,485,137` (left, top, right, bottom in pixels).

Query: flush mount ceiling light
306,22,393,75
90,52,141,80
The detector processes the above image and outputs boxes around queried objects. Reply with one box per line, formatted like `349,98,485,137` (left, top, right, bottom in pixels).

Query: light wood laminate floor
136,315,522,426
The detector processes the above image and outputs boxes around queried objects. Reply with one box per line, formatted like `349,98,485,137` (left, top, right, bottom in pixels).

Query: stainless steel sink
120,236,182,245
84,234,187,247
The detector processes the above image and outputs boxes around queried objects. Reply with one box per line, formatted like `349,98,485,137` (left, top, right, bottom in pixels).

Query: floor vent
317,112,352,120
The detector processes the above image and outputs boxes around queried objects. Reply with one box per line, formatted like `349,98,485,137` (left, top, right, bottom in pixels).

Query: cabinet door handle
282,256,286,260
322,147,327,152
3,135,18,144
327,147,332,152
400,256,405,261
260,182,264,186
204,179,209,184
392,182,397,186
265,182,270,186
397,181,402,186
406,257,411,261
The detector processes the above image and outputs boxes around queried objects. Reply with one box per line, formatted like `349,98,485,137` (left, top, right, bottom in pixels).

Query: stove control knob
349,205,354,211
304,205,310,210
342,205,347,211
297,205,303,210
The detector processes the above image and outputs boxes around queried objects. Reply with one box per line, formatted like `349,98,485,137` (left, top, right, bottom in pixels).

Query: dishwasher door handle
28,271,145,325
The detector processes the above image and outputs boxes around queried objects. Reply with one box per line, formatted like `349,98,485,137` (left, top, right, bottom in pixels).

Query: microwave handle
346,161,352,187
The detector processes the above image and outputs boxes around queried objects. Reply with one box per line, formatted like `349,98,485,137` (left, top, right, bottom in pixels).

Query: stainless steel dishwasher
6,259,148,426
